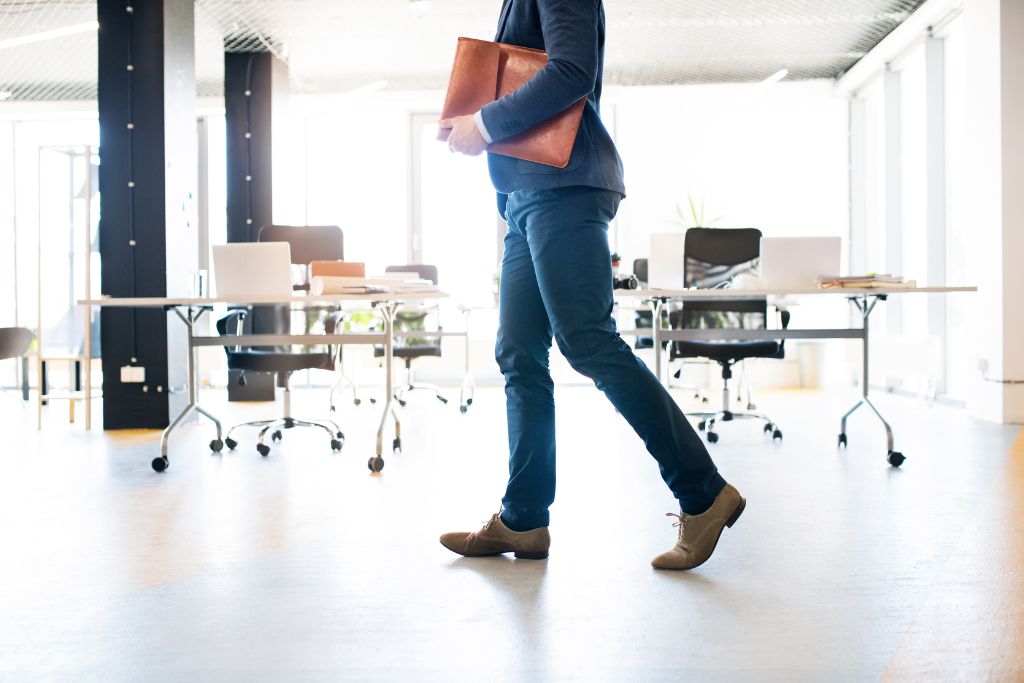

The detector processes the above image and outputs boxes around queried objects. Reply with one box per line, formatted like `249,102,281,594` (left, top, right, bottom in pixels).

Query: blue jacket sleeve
479,0,599,142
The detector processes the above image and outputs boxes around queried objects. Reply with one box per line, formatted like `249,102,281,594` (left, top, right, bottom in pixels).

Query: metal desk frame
620,286,976,467
81,293,446,473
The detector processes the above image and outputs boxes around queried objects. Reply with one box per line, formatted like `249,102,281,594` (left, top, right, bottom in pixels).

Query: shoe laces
481,511,501,531
666,512,690,548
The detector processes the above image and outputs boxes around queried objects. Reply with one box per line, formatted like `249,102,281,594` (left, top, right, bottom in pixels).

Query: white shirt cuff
474,110,493,144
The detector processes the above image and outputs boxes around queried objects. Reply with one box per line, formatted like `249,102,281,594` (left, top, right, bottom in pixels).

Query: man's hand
440,114,488,156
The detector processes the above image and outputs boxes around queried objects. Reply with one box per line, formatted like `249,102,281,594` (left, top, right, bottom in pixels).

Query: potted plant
674,194,724,229
610,251,621,275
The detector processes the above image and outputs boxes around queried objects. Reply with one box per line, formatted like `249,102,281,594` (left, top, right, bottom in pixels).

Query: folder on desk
437,37,586,168
310,261,366,278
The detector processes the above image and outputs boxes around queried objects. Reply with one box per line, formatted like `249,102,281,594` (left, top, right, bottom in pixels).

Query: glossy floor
0,386,1021,682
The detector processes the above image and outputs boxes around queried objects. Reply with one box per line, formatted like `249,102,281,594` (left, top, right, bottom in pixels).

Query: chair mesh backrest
257,225,344,264
682,228,766,330
0,327,34,360
386,264,438,285
633,258,648,284
384,265,440,349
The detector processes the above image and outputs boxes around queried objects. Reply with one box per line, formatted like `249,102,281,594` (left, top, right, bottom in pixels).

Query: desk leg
154,306,222,472
459,307,475,413
370,302,400,473
21,356,29,401
837,295,904,467
650,298,665,384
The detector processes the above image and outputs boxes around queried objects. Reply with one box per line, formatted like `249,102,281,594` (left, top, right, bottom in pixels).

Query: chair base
690,410,783,444
222,383,344,456
393,366,447,406
684,360,782,444
225,417,345,455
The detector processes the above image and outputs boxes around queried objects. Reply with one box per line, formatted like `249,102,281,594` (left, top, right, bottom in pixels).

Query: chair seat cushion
672,339,782,362
227,350,334,373
373,344,442,359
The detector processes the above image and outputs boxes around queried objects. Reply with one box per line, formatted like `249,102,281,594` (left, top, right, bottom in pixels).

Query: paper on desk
309,276,437,296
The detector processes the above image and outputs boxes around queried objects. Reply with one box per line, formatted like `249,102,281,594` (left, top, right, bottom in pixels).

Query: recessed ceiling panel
0,0,928,101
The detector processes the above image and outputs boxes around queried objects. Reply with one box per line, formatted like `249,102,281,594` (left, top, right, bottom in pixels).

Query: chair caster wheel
887,450,906,467
225,437,238,450
330,438,344,452
707,431,719,444
437,396,448,404
152,456,169,472
459,405,468,414
747,403,757,410
271,430,283,442
369,398,377,404
354,398,362,406
368,456,385,473
256,443,271,457
763,423,773,433
838,433,848,448
210,439,224,453
702,397,709,405
392,437,402,454
772,428,783,441
330,405,337,413
698,420,706,431
466,398,473,405
398,399,407,407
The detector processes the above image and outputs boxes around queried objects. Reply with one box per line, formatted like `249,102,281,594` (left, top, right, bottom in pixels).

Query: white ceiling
0,0,929,101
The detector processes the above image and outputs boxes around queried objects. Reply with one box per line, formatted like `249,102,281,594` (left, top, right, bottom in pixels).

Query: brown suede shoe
651,483,746,571
440,513,550,560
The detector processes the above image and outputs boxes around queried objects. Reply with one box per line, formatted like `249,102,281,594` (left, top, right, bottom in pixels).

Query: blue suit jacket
479,0,626,212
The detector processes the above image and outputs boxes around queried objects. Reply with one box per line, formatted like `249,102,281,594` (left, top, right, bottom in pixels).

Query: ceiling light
408,0,432,14
0,21,98,51
0,91,12,101
761,69,789,85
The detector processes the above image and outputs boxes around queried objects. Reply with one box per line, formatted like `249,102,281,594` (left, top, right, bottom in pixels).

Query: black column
97,0,196,429
224,51,289,401
225,51,288,243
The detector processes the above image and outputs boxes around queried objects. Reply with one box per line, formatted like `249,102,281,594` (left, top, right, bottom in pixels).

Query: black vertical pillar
98,0,196,429
225,51,288,244
224,51,289,400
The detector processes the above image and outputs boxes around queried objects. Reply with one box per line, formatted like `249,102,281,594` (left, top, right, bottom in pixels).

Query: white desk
80,291,447,473
614,286,976,466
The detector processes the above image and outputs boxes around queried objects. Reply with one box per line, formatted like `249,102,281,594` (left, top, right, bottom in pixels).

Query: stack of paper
817,274,917,289
309,275,438,296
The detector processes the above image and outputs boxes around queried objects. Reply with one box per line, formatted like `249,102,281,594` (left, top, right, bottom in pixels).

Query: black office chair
0,327,34,402
670,228,789,443
373,264,447,406
217,312,344,456
217,225,346,456
632,258,655,350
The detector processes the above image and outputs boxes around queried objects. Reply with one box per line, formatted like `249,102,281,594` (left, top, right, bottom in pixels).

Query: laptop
759,237,842,289
212,242,294,299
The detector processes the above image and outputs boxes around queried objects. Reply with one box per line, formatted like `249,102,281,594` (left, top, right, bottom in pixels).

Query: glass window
943,15,970,400
303,108,408,272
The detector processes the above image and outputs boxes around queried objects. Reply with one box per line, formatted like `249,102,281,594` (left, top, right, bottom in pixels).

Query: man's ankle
500,512,543,532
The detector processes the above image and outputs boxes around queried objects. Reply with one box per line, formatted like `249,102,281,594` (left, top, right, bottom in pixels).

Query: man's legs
494,209,557,531
508,187,726,516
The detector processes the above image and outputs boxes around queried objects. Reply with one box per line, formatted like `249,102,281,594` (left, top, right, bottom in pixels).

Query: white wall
963,0,1024,423
609,80,850,265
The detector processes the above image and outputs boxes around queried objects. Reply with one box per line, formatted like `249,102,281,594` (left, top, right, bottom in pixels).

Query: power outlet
120,365,146,383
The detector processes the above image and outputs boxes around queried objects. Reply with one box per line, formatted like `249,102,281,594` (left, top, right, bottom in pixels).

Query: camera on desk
613,273,639,290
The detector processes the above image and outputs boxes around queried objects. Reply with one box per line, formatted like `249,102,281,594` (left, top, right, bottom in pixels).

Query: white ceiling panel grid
0,0,929,101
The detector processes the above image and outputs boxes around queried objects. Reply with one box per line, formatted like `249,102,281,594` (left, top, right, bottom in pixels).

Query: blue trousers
496,186,727,531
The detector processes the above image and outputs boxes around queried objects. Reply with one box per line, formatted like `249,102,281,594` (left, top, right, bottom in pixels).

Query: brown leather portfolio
438,37,586,169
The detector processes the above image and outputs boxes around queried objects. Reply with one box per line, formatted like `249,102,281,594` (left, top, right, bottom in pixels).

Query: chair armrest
324,310,349,335
779,309,791,329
